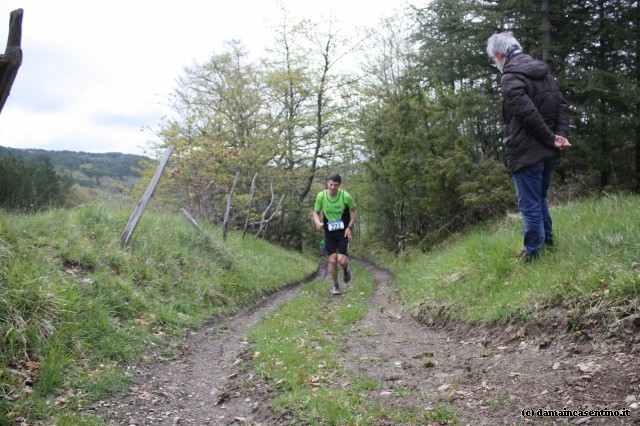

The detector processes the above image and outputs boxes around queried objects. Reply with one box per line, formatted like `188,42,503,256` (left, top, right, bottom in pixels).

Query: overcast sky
0,0,408,156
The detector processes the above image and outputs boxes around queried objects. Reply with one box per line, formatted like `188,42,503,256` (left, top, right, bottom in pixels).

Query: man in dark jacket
487,32,571,261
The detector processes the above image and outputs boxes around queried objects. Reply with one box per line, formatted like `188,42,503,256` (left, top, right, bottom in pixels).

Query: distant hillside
0,146,152,206
0,145,149,180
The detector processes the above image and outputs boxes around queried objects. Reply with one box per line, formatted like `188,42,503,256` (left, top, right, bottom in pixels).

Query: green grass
246,265,456,425
0,206,317,425
1,194,637,424
377,194,640,324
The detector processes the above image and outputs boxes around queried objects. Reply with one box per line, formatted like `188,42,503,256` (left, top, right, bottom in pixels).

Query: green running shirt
314,189,356,231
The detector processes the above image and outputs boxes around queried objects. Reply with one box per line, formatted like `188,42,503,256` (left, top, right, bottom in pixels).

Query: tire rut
344,260,639,425
94,263,327,425
93,259,639,425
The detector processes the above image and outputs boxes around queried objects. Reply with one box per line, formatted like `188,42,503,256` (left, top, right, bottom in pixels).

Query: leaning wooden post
0,8,24,115
181,208,203,233
121,145,174,244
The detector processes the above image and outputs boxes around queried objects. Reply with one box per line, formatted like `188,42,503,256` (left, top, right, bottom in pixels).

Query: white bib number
327,220,345,232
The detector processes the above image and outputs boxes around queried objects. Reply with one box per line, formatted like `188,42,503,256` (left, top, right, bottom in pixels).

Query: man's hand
554,135,571,151
312,211,324,231
345,227,353,242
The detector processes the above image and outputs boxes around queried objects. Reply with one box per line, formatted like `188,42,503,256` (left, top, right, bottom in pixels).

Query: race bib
327,220,345,232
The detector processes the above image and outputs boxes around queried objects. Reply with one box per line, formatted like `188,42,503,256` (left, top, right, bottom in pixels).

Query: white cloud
0,0,406,155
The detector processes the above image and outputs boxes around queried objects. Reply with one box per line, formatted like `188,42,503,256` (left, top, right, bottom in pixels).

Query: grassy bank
377,194,639,325
0,207,317,425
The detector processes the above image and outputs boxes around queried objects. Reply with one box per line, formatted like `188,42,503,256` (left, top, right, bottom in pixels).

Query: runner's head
327,173,341,196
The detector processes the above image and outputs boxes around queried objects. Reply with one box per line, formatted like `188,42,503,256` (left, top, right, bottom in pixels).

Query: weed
486,393,512,409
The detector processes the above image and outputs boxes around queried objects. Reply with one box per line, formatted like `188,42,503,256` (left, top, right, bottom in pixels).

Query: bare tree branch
222,172,240,241
258,193,285,238
255,184,275,238
242,172,258,238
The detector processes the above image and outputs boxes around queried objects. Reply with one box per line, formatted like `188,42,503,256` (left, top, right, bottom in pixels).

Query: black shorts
324,230,349,256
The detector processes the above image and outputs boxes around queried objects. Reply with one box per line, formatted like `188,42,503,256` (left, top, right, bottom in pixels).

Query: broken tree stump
0,8,23,115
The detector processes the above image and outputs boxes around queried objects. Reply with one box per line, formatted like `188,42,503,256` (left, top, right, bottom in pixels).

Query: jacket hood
503,52,550,81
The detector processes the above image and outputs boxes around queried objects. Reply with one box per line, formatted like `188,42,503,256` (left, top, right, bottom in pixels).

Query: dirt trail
94,260,639,425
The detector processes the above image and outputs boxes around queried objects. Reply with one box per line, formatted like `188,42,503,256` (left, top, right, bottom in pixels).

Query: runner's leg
329,253,339,283
337,238,350,283
324,232,341,293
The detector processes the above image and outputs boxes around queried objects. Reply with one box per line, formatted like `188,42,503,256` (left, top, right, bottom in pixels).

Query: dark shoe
524,250,540,263
343,266,351,284
332,283,341,295
544,238,555,251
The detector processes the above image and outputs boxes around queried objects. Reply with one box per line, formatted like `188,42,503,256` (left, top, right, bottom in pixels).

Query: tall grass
378,194,640,324
0,206,317,424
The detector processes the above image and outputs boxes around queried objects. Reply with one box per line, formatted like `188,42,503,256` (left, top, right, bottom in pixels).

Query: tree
0,8,22,115
358,0,513,250
259,11,365,247
559,0,639,191
146,41,274,222
143,10,368,249
0,153,70,211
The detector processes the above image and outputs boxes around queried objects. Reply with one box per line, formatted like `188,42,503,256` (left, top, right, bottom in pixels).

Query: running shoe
343,266,351,284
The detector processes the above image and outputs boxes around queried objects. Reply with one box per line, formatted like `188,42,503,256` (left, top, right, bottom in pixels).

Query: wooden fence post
121,145,174,244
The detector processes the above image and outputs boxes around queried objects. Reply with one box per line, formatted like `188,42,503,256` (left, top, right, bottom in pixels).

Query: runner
312,173,359,295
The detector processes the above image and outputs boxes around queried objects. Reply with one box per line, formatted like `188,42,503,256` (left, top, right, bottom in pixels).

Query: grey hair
486,32,522,57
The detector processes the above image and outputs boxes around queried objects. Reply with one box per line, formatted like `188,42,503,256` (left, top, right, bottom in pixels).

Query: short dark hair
327,173,341,184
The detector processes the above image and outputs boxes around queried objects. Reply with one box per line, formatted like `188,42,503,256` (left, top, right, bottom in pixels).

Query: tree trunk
540,0,551,63
0,9,23,115
635,7,640,193
299,37,332,202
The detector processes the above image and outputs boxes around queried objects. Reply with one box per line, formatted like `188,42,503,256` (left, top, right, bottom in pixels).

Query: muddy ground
92,260,639,425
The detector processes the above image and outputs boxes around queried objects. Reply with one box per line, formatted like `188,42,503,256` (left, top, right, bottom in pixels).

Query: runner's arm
346,206,359,230
344,206,358,241
313,209,324,230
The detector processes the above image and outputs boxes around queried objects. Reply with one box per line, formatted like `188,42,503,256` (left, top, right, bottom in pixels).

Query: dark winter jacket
500,51,569,173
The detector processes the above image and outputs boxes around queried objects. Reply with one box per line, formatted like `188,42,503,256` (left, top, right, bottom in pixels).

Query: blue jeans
512,157,557,256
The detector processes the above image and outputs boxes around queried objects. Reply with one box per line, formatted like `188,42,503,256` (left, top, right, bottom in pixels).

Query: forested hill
0,145,149,179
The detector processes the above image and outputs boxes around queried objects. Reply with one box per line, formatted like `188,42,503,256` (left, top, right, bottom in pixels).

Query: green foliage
358,0,639,251
142,17,365,251
360,79,513,250
0,206,317,424
410,0,498,88
559,0,639,190
379,194,640,324
0,152,71,211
